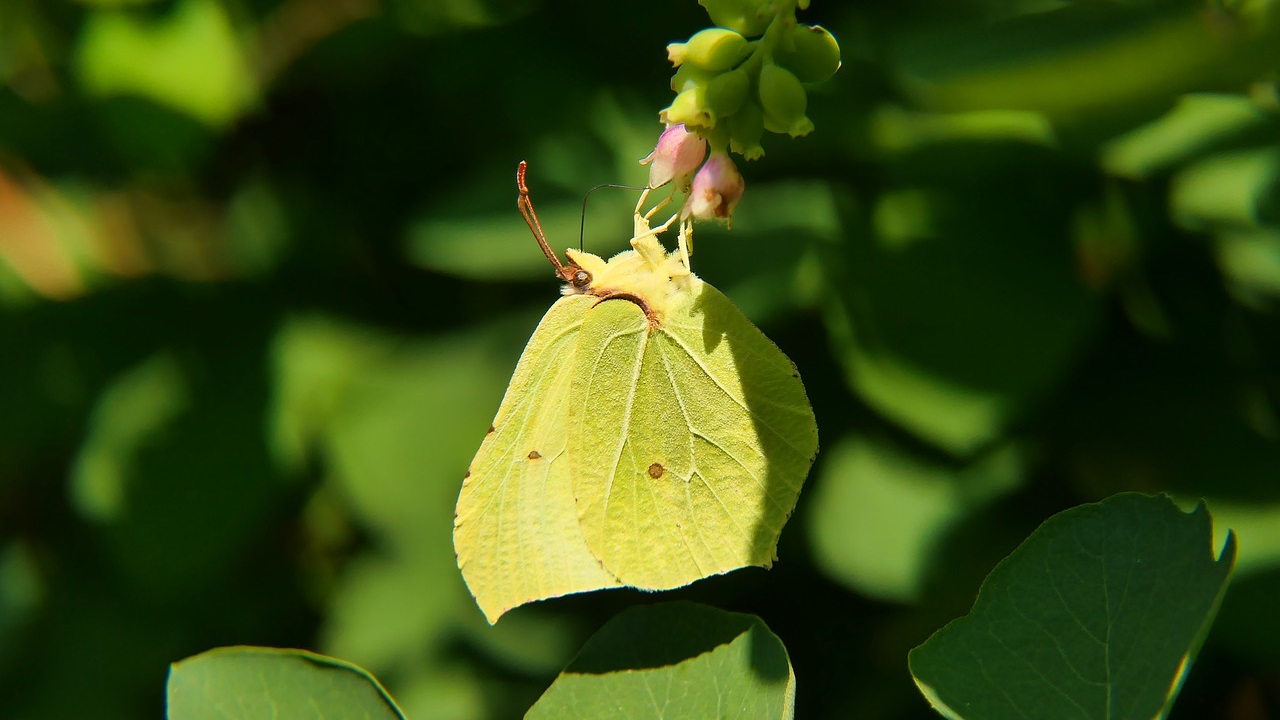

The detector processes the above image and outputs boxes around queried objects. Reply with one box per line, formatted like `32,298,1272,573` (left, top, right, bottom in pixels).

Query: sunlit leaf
1170,147,1280,231
77,0,255,127
527,602,795,720
868,106,1057,156
166,646,404,720
1215,231,1280,306
1102,93,1277,179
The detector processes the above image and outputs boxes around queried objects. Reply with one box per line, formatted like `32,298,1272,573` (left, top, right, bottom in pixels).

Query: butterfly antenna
580,181,647,252
518,161,572,278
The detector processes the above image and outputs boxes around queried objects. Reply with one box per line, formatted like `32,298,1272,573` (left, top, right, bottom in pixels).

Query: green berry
758,62,812,137
697,0,774,37
661,85,713,129
774,24,841,84
671,28,753,72
670,63,717,93
728,101,766,160
705,68,750,120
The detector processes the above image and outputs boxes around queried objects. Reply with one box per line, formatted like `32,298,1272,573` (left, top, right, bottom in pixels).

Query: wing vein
661,328,809,457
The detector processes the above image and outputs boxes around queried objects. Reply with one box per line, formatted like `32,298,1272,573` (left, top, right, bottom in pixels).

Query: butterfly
454,162,817,623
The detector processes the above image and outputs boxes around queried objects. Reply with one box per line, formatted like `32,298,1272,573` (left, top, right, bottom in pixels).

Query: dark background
2,0,1279,717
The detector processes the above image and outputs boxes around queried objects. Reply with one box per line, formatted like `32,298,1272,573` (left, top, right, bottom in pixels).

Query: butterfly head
557,264,594,295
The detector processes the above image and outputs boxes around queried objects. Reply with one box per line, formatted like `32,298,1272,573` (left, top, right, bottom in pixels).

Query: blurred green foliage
2,0,1280,718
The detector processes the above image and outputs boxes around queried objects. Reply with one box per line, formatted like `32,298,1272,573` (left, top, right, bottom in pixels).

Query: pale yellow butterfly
454,162,817,623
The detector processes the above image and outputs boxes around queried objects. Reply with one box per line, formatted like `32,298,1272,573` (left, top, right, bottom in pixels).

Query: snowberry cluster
641,0,841,222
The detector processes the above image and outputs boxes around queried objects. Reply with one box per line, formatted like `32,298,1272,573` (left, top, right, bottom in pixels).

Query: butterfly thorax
563,234,697,328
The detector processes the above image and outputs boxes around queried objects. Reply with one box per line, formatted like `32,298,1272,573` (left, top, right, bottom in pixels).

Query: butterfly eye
572,270,592,288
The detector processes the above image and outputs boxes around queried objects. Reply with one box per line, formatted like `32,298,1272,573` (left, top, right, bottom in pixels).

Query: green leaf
76,0,256,127
909,493,1236,720
1170,147,1280,232
406,195,632,282
1101,93,1277,180
1216,230,1280,306
70,352,188,522
526,602,795,720
166,646,405,720
894,5,1258,120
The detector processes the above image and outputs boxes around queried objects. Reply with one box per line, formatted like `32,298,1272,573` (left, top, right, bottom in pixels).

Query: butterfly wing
570,281,817,590
454,294,621,623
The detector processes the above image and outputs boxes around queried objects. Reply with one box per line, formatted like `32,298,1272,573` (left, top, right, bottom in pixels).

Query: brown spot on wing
648,462,664,479
528,450,542,460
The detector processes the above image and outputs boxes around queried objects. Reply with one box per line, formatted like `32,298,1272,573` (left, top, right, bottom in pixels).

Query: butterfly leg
676,219,694,272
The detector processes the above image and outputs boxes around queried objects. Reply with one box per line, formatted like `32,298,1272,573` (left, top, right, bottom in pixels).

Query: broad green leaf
808,435,1022,603
455,230,817,622
526,602,795,720
909,493,1236,720
166,646,404,720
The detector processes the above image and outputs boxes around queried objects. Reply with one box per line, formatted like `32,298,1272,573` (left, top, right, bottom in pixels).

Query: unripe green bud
705,68,750,119
670,63,717,93
698,0,773,37
669,28,752,72
774,24,841,84
758,62,813,137
728,101,765,160
661,85,713,129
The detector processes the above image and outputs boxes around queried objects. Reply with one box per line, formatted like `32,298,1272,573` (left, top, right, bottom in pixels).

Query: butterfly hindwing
570,282,817,590
454,295,620,623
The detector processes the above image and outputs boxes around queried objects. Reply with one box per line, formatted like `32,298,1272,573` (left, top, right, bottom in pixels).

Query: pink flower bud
640,124,707,191
682,151,744,222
